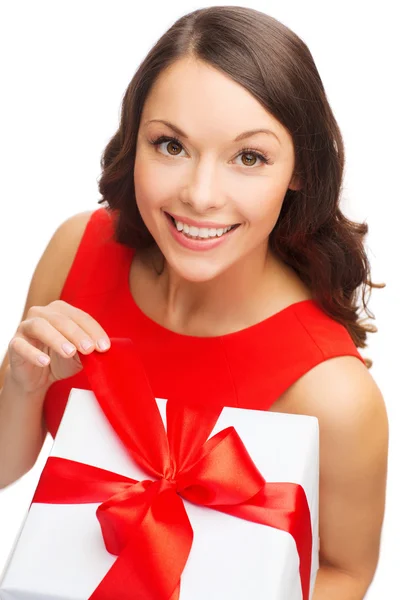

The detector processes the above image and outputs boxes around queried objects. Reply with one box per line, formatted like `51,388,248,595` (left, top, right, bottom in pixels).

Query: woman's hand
7,300,111,395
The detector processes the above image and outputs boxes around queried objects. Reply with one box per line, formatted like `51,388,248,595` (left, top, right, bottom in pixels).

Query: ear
288,174,302,191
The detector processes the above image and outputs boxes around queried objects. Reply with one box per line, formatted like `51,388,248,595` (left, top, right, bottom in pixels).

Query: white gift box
0,388,319,600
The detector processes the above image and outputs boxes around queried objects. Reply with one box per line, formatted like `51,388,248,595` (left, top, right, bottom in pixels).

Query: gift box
0,339,319,600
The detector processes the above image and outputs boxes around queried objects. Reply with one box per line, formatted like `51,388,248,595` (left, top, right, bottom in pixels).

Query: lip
164,211,240,252
165,211,239,230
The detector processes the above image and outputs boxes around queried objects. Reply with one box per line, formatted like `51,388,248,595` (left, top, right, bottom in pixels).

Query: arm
0,368,49,489
0,210,94,488
313,565,372,599
278,355,389,599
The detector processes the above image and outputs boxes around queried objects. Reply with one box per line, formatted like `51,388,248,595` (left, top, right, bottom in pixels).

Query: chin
167,256,229,283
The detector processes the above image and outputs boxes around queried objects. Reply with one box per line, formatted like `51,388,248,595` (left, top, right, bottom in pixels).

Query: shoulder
54,209,96,246
276,355,387,436
47,210,96,290
21,209,97,305
54,206,111,244
276,355,389,579
274,354,389,509
55,207,109,245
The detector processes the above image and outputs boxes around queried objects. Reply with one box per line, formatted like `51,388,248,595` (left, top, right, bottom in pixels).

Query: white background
0,1,412,597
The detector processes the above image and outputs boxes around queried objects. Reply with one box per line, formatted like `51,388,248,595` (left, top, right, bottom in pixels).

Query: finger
19,316,84,359
43,301,111,352
9,335,51,367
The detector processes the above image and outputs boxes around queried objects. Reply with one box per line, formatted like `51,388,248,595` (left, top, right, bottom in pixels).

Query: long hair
97,5,385,368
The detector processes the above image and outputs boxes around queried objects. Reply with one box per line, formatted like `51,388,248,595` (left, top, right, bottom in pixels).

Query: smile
164,211,241,252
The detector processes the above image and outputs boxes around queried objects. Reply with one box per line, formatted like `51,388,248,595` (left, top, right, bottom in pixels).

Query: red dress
43,207,366,438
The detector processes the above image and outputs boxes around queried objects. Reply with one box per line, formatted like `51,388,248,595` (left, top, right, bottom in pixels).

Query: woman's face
134,56,300,282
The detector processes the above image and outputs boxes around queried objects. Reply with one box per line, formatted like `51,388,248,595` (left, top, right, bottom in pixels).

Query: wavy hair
97,5,385,368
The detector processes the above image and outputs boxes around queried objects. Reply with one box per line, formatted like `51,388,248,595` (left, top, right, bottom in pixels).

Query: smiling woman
92,6,387,597
0,5,387,600
97,8,384,359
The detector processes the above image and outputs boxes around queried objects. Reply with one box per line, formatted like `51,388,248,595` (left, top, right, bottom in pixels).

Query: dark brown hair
97,5,385,368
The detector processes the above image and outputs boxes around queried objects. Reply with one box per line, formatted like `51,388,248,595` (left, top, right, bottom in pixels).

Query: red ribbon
32,338,313,599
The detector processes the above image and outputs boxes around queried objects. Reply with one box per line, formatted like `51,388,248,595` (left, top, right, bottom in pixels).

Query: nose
181,156,224,214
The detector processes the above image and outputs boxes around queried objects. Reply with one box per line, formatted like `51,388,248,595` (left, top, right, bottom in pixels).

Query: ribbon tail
212,482,313,600
89,486,193,600
32,457,139,505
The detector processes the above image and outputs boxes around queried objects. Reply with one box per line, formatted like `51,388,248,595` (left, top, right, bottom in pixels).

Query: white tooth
173,217,235,238
199,228,210,238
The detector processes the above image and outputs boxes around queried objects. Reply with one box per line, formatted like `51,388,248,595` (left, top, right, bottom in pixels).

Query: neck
147,242,289,336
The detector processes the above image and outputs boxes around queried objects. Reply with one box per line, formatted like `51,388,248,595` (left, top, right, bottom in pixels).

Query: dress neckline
122,245,317,341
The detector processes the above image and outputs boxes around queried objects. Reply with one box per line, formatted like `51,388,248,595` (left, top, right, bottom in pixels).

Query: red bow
32,338,313,599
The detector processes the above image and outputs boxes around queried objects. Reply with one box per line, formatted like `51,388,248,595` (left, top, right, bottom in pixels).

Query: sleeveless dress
43,207,366,439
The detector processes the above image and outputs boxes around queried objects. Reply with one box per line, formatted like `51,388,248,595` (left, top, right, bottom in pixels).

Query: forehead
141,57,288,144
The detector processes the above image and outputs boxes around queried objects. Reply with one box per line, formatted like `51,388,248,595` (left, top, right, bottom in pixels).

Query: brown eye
150,136,271,168
235,147,270,168
166,140,182,155
241,153,258,167
149,135,185,157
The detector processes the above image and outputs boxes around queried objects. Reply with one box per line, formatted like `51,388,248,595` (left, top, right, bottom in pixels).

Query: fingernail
38,354,50,366
62,342,76,355
97,338,110,351
80,339,94,351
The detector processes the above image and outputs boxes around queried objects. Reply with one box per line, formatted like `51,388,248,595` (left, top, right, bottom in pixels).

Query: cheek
134,158,178,207
241,189,286,228
134,163,165,210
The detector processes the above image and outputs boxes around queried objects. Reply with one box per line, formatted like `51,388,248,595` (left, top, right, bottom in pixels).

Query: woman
0,6,388,599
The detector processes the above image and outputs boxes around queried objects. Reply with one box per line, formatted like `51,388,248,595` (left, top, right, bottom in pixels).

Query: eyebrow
145,119,281,145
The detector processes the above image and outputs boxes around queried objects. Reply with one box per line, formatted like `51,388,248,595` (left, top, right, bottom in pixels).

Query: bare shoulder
272,355,384,421
273,356,389,584
272,355,388,480
17,210,96,308
44,210,96,298
0,210,95,389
